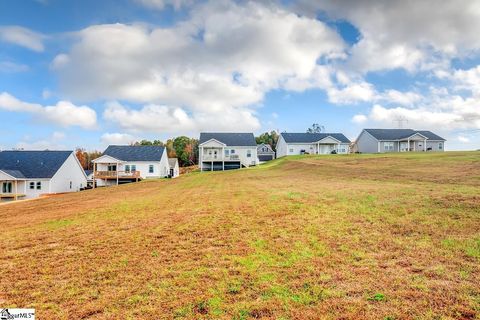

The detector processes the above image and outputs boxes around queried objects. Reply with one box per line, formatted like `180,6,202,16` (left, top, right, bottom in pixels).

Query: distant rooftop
364,129,446,141
281,132,351,143
102,145,166,161
199,133,256,146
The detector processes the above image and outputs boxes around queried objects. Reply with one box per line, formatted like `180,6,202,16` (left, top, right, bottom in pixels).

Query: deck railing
202,154,240,161
94,171,140,179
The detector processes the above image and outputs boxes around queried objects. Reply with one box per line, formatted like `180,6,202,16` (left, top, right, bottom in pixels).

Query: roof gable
280,133,351,144
199,133,256,146
0,151,72,179
102,145,165,161
257,144,274,152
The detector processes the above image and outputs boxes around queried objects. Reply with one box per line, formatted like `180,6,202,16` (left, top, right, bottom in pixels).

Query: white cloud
100,133,137,145
103,101,260,134
458,136,470,143
0,92,97,129
53,1,345,131
380,90,423,106
296,0,480,73
16,131,67,150
133,0,193,10
327,81,376,104
351,114,367,124
0,61,29,73
0,26,45,52
453,65,480,96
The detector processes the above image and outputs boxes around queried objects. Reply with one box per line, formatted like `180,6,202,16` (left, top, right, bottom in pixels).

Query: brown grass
0,152,479,319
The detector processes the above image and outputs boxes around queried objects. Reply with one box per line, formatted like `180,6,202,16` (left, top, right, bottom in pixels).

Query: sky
0,0,479,151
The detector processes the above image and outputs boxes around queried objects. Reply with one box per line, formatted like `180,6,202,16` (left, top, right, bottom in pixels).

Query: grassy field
0,152,479,319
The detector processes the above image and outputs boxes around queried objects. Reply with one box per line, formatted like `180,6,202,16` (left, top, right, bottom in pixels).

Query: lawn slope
0,152,479,319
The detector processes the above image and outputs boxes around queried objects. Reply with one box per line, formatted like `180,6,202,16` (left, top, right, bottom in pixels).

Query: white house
276,133,351,157
92,145,170,187
355,129,446,153
168,158,180,178
199,133,258,171
0,150,87,202
257,143,275,162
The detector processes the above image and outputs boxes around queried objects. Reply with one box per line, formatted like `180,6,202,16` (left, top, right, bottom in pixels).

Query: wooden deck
94,171,140,179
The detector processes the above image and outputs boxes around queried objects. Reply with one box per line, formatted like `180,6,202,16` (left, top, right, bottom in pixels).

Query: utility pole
393,116,408,128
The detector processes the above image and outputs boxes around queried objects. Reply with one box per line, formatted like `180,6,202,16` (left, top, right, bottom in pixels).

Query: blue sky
1,0,479,151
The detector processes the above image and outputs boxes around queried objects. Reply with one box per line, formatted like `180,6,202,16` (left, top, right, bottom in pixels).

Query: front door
2,182,13,193
170,168,174,177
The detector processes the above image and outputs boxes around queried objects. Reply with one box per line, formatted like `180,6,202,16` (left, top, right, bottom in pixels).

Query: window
29,182,35,190
384,142,394,151
225,149,230,156
107,164,117,171
125,165,130,173
149,165,154,173
230,149,235,154
2,182,12,193
36,182,41,190
289,148,294,153
438,142,443,150
247,150,251,158
69,181,72,189
131,165,136,172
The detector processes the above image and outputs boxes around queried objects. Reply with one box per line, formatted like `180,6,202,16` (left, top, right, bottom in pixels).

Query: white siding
356,130,380,153
24,179,51,199
50,153,87,193
276,135,288,158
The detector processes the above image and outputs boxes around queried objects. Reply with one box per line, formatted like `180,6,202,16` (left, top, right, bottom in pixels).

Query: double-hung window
247,150,251,158
438,142,443,150
36,182,41,190
384,142,394,151
29,182,35,189
131,165,136,172
125,165,130,173
149,165,154,173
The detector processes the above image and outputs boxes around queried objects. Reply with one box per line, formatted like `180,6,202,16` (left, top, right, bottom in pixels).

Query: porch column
407,138,410,152
200,146,203,171
222,146,225,171
93,162,96,189
14,180,18,201
413,141,416,151
424,139,427,151
398,141,400,152
116,162,119,185
377,142,381,153
24,181,26,194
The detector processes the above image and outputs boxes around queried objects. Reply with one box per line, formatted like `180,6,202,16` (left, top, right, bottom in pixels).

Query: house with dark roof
257,143,276,162
199,133,257,171
92,145,171,187
0,150,87,202
355,129,446,153
276,132,351,157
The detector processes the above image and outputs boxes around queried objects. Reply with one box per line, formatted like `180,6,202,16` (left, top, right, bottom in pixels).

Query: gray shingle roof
281,133,351,143
0,150,72,179
103,145,166,161
199,133,256,146
364,129,446,141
